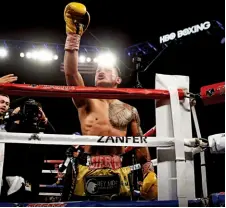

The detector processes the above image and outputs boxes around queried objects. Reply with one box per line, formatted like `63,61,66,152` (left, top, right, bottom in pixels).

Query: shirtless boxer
63,2,157,200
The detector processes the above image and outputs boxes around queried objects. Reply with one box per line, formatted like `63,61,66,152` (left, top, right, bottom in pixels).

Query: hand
0,74,18,84
140,171,158,200
64,2,90,35
38,107,48,124
54,172,65,185
55,172,65,180
12,107,20,115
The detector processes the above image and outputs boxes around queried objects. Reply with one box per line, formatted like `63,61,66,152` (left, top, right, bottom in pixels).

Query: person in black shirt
2,101,55,202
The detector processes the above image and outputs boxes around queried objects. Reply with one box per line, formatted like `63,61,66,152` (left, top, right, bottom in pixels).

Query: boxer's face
0,95,10,115
95,66,121,87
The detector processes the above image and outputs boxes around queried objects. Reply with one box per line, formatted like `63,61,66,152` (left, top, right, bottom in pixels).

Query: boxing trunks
61,146,157,201
73,155,133,200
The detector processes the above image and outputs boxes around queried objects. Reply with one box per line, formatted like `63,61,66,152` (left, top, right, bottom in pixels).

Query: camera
5,99,45,133
20,99,40,123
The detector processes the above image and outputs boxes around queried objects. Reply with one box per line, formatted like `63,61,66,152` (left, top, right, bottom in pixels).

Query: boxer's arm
130,108,157,200
64,3,90,109
130,107,153,174
64,51,88,108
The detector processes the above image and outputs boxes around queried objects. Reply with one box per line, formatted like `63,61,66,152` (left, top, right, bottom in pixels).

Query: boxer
63,2,157,200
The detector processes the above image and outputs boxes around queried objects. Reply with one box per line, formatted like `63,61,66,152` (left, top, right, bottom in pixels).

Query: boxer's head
95,65,122,88
0,94,10,116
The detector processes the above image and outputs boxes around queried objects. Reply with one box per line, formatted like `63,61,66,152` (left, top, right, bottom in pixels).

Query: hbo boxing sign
159,21,211,44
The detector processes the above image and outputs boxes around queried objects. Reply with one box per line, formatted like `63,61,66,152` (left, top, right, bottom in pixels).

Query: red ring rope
0,84,186,100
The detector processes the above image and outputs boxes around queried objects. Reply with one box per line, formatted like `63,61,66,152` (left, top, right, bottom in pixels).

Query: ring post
155,74,196,206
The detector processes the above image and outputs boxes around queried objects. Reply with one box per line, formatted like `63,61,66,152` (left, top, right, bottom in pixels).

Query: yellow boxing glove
64,2,90,50
140,171,158,200
64,2,90,35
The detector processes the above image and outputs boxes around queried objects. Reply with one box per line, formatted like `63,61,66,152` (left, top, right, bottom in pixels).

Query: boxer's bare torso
64,51,148,161
78,98,142,155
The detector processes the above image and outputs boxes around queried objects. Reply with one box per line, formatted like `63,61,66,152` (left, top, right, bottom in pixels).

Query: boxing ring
0,73,224,207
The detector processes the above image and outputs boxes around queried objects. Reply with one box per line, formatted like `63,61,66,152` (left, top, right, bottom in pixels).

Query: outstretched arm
64,3,90,108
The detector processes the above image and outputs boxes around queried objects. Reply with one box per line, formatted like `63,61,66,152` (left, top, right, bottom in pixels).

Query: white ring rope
0,132,207,148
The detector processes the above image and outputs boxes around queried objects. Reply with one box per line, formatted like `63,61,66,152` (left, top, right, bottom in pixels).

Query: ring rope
0,83,186,99
0,132,206,148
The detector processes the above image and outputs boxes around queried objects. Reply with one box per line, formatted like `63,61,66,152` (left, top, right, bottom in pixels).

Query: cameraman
6,100,55,134
3,99,55,202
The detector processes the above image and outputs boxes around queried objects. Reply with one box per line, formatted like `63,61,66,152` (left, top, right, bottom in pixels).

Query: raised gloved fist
64,2,90,35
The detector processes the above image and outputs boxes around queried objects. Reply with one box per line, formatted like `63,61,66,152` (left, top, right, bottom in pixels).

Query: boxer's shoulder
111,100,133,110
109,100,135,119
108,100,135,129
116,100,139,117
110,100,140,118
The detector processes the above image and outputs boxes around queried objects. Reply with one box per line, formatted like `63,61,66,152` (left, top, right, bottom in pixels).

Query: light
20,52,25,58
53,55,58,60
24,50,57,62
93,58,98,63
38,50,53,61
31,51,38,60
86,57,91,62
96,52,116,67
79,55,86,63
26,52,31,59
0,48,8,58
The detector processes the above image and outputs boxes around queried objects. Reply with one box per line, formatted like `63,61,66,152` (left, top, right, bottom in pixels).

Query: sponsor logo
41,85,73,90
97,136,147,144
159,21,211,43
206,85,225,97
28,134,41,141
217,85,225,95
26,203,66,207
89,155,122,170
85,175,120,196
86,178,98,194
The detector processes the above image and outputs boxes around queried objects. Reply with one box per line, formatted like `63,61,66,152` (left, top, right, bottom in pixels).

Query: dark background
0,0,224,198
